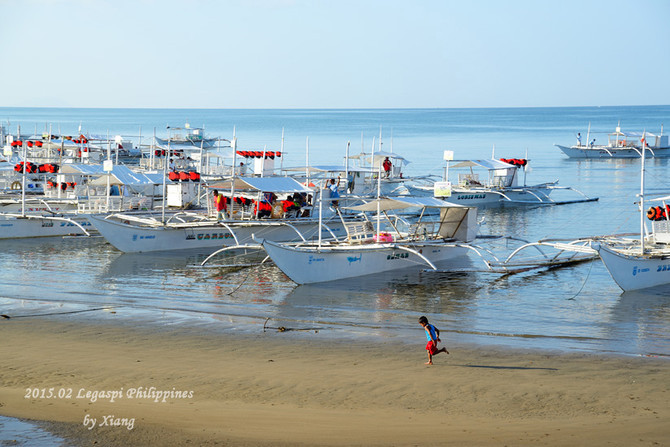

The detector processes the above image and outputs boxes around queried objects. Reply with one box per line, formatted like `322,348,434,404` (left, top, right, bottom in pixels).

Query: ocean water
1,106,669,359
0,415,67,446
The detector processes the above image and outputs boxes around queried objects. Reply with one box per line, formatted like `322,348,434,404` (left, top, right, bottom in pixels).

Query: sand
0,317,668,446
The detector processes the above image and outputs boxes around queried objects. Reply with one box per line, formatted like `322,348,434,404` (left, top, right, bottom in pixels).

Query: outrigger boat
556,124,670,159
255,196,478,285
411,155,596,208
462,137,670,291
0,157,92,239
87,176,351,253
589,138,670,291
153,123,219,149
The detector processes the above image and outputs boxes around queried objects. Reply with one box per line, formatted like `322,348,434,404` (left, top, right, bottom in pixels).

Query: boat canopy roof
208,176,313,193
449,159,514,170
609,131,659,138
348,151,410,165
79,165,163,186
50,163,161,186
344,196,466,212
283,165,375,174
153,141,229,151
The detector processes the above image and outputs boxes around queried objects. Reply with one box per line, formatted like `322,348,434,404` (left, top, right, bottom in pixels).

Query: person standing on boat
383,157,392,177
576,133,582,146
419,316,448,365
213,189,227,220
328,176,341,207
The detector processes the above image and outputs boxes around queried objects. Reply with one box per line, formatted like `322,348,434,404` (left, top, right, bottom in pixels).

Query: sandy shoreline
1,317,668,446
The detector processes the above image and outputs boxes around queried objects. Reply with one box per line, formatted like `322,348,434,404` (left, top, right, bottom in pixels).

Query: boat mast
229,132,237,219
161,127,170,224
523,148,528,187
106,130,111,211
21,141,27,217
371,136,375,188
198,133,205,209
317,160,323,248
138,125,142,163
586,122,591,148
390,128,393,153
305,137,310,189
280,128,285,174
640,131,646,256
376,164,381,237
345,140,350,195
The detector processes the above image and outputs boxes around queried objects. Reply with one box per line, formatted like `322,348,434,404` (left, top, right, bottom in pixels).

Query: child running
419,316,448,365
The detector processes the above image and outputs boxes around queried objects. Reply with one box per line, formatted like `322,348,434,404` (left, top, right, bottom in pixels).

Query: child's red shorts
426,340,439,355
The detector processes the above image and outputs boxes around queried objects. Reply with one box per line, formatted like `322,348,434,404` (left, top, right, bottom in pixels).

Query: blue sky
2,0,669,108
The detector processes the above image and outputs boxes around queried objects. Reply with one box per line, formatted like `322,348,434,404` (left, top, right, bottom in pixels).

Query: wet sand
1,318,668,446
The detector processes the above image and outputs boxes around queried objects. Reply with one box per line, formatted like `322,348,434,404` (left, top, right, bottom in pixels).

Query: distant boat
410,157,596,208
556,124,670,159
154,123,220,148
591,138,670,291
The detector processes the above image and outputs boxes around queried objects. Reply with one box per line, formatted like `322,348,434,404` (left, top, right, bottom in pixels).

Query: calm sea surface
1,106,669,360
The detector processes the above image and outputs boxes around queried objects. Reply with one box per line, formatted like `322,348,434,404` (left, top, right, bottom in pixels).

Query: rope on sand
263,317,321,333
0,307,116,319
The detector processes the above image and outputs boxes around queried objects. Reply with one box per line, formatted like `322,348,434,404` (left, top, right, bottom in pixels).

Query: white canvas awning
344,196,465,212
88,166,163,186
449,159,514,170
56,164,161,186
282,165,375,174
208,176,313,193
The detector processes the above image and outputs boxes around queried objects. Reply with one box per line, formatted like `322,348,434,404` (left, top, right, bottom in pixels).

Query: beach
1,317,668,446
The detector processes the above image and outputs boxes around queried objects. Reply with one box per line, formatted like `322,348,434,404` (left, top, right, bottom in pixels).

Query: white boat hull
442,186,554,207
0,215,92,239
556,144,670,159
262,239,470,284
87,214,348,253
597,244,670,292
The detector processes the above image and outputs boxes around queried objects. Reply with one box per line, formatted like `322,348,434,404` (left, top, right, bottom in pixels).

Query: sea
2,106,669,444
